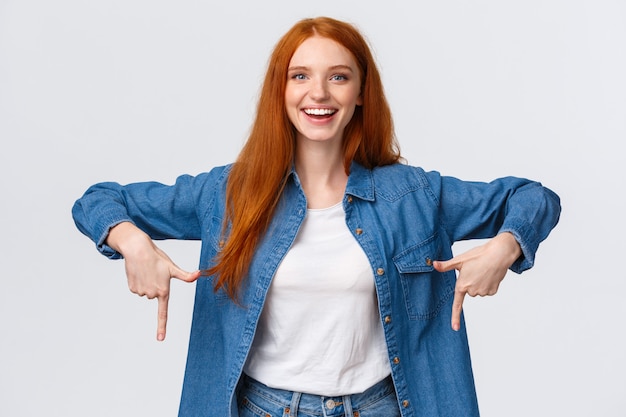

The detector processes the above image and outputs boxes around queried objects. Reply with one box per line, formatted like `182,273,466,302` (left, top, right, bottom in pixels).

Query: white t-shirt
243,202,391,395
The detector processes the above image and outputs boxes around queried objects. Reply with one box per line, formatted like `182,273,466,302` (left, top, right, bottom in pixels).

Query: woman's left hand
433,232,522,331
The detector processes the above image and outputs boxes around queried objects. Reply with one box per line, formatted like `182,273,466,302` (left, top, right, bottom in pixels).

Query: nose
309,78,330,101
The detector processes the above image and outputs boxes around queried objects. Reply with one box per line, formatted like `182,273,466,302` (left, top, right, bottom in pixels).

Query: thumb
433,257,460,273
171,267,202,283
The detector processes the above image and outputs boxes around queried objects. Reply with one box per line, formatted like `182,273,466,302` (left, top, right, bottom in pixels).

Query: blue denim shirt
72,162,561,417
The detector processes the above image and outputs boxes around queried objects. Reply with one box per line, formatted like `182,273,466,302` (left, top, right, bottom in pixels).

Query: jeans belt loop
288,391,302,417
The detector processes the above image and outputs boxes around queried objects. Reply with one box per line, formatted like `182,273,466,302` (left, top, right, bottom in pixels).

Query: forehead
289,35,357,68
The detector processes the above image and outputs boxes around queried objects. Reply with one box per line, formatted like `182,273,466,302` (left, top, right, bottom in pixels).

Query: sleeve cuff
94,216,134,260
499,216,541,274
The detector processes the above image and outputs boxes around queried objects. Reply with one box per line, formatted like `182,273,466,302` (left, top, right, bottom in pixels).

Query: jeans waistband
240,373,396,417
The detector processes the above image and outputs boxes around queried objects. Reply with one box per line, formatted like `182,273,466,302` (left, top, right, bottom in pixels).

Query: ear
356,92,363,106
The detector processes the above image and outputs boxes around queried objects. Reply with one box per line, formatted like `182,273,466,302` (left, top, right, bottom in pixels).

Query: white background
1,1,624,416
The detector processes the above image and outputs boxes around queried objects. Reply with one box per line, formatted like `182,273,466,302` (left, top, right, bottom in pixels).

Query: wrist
496,232,522,264
106,221,148,256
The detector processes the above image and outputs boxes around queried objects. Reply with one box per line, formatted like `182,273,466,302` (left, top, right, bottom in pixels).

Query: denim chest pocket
393,235,454,320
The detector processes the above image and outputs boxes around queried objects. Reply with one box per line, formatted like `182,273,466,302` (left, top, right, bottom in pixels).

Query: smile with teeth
303,108,337,116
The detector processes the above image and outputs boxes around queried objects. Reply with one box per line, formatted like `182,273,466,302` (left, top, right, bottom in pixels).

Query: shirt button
402,400,410,408
347,196,353,203
325,399,336,409
355,228,363,235
393,357,400,364
425,257,433,266
377,268,384,275
384,316,391,324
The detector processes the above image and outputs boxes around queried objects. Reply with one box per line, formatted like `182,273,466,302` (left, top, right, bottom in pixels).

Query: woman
72,16,561,417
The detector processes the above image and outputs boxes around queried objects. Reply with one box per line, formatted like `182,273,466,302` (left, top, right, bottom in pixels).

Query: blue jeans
237,374,401,417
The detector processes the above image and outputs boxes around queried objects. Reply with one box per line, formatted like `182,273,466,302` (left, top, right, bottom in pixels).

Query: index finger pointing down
451,289,465,332
156,294,169,341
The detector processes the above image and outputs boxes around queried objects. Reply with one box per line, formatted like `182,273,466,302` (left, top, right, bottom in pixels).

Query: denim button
325,399,336,409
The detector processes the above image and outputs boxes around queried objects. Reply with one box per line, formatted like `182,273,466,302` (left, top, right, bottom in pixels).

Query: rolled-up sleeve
426,172,561,273
71,168,226,259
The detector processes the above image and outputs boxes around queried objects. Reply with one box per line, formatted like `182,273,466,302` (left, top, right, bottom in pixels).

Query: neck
295,142,348,209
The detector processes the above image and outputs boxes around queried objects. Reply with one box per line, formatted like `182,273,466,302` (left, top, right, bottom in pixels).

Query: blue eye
292,74,306,80
331,74,348,81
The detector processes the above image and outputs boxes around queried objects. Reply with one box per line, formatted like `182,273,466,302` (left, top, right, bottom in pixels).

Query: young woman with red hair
73,16,560,417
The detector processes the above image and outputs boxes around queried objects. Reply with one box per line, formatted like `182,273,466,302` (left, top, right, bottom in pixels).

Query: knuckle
131,287,146,297
457,282,467,290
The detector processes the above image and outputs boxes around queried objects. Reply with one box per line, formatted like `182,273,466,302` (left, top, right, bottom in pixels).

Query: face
285,35,363,145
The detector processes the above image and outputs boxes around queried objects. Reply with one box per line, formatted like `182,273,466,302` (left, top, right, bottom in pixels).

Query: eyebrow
287,64,355,73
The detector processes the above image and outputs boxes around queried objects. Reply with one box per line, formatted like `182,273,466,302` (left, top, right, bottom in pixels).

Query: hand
433,232,522,331
107,222,201,341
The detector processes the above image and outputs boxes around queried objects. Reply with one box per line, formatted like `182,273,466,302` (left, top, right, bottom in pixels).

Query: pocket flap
393,236,440,274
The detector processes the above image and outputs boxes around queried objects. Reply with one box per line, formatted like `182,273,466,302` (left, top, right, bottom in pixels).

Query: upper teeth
304,108,335,115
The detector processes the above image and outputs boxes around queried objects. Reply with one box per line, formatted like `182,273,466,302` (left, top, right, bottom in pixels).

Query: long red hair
208,17,402,299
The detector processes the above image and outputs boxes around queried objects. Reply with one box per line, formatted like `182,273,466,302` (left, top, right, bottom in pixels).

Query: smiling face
285,35,363,146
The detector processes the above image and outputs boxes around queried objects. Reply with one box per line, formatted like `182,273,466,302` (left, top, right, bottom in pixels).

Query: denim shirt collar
346,162,375,202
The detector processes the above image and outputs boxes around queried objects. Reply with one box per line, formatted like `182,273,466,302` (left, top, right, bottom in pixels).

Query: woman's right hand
106,222,201,341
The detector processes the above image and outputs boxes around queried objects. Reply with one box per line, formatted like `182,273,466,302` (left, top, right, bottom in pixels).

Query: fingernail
157,333,165,341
